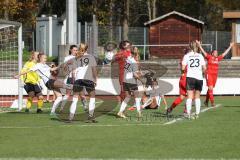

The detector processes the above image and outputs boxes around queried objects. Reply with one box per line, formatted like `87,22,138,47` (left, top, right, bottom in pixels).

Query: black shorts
73,79,95,93
24,83,42,95
186,77,203,91
123,82,138,92
66,77,74,85
45,79,56,90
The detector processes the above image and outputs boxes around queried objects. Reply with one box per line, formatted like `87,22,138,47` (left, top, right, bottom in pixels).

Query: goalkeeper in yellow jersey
21,51,44,113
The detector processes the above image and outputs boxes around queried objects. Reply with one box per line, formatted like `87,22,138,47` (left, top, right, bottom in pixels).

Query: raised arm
222,42,234,57
14,70,31,79
196,40,208,57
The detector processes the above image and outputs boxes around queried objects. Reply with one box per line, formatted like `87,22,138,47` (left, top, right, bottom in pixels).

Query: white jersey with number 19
74,53,97,82
182,51,206,80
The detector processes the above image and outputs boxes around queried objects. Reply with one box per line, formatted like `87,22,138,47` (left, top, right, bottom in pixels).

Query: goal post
0,19,23,110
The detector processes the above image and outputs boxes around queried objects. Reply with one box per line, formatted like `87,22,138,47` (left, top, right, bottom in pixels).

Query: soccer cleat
117,112,127,119
194,114,199,119
211,103,216,107
166,107,172,115
36,109,43,113
137,111,142,118
50,112,58,119
85,116,98,123
25,108,29,113
204,101,209,107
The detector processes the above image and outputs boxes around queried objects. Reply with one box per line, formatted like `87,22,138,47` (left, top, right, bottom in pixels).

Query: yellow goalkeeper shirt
21,61,40,84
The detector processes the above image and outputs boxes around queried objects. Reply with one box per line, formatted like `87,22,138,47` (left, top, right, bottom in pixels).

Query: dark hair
69,45,78,55
119,40,131,50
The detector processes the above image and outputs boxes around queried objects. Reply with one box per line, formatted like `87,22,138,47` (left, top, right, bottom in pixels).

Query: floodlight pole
66,0,77,44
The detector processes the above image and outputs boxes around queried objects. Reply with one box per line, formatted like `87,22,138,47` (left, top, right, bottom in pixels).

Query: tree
122,0,129,40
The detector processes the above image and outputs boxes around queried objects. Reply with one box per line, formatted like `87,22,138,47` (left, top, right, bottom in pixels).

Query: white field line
0,104,222,129
163,104,222,125
0,158,236,160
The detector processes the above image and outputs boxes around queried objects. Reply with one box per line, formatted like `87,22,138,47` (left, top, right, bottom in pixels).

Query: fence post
143,27,146,60
215,31,218,50
78,22,81,44
85,22,87,43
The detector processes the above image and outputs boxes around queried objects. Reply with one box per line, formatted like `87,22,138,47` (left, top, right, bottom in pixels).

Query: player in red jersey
196,40,234,106
166,49,189,114
112,40,131,101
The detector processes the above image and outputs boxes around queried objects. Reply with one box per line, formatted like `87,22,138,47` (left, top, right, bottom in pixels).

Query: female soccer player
182,41,206,119
196,40,234,107
142,78,168,110
60,45,87,112
117,47,143,118
166,49,189,114
14,53,72,117
69,43,98,123
112,40,131,101
21,51,44,113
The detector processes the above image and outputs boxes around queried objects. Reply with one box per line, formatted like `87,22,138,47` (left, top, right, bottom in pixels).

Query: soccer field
0,96,239,159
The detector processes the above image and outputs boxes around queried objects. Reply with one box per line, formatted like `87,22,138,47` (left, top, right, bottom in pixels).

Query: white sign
236,24,240,43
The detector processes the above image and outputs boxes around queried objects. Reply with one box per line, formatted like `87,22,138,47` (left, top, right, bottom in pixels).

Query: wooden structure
144,11,204,58
223,11,240,59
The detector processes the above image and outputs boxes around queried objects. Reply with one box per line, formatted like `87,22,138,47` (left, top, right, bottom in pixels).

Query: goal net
0,20,23,110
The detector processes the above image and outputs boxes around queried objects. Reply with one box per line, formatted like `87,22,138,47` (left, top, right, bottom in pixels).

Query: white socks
51,96,63,114
195,98,201,115
155,96,161,107
135,97,141,112
119,97,130,113
186,98,201,115
89,98,95,117
60,95,69,110
186,98,192,115
70,97,78,115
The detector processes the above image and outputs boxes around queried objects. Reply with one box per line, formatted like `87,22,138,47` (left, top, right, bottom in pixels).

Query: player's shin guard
186,98,192,115
195,98,201,115
89,98,95,117
26,97,33,109
51,96,62,114
171,97,183,109
208,89,214,104
155,96,161,107
119,97,130,113
60,95,69,110
37,98,43,109
135,97,141,112
70,97,78,115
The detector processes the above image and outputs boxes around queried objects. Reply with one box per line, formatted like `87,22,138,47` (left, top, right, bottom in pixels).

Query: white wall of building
1,78,240,96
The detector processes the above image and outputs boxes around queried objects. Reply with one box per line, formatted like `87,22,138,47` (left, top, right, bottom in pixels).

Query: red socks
208,89,214,104
170,97,183,109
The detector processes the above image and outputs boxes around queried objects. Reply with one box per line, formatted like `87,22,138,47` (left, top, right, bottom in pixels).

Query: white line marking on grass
163,104,222,125
0,104,222,129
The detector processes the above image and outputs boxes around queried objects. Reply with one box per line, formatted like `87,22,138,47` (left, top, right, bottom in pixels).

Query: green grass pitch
0,96,240,159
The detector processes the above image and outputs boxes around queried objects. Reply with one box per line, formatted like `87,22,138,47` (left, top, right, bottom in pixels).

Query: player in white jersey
60,45,87,112
69,43,98,123
14,53,73,117
117,47,144,119
182,41,206,119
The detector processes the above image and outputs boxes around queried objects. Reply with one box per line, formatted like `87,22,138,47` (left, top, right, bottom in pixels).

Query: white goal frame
0,19,23,110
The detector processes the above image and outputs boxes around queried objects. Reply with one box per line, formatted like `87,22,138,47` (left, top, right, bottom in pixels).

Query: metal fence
28,23,232,59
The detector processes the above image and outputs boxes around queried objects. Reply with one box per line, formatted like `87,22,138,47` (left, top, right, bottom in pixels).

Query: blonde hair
76,43,88,58
189,41,198,53
131,46,140,60
29,51,39,61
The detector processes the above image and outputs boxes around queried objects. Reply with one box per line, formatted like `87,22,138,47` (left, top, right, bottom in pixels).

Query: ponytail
76,43,88,58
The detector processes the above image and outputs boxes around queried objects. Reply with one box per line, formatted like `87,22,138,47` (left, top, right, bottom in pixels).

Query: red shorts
206,74,218,87
179,76,187,96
